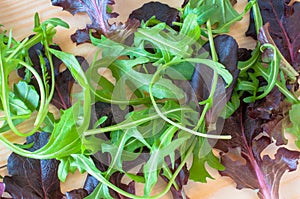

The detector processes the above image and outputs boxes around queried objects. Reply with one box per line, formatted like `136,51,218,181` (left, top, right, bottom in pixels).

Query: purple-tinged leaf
109,172,135,199
66,189,88,199
52,69,74,110
247,87,290,145
128,2,179,26
0,182,5,197
52,0,139,44
215,104,300,199
3,132,64,199
247,0,300,70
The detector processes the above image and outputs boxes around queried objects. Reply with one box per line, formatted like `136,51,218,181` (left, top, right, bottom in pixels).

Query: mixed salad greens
1,0,300,198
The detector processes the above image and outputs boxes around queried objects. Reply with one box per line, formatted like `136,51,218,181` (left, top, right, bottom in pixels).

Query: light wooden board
0,0,300,198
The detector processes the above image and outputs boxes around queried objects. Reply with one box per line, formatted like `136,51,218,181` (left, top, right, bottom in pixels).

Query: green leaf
86,184,114,199
40,112,56,133
143,136,189,195
180,13,201,44
42,18,69,29
8,92,31,116
93,116,108,129
109,58,186,100
186,0,240,28
49,48,91,133
126,173,145,183
13,81,39,111
165,61,195,80
183,4,217,26
190,151,224,182
135,23,192,60
287,104,300,149
33,103,83,159
57,156,78,182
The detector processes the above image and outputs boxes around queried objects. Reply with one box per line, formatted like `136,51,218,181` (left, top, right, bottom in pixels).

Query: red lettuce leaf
128,2,179,26
3,133,64,199
246,0,300,70
108,172,135,199
190,35,239,126
214,99,300,199
0,182,5,197
51,0,139,44
65,189,88,199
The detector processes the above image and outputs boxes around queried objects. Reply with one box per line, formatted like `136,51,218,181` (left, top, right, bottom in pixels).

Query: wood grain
0,0,299,198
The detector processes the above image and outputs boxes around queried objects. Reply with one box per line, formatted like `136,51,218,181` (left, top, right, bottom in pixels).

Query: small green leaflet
287,104,300,148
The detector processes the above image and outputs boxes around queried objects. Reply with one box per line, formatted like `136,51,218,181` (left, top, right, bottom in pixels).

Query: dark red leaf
65,189,88,199
3,133,64,199
128,2,179,26
247,87,290,145
109,172,135,199
52,0,139,44
52,69,74,110
247,0,300,70
191,35,239,127
215,103,300,199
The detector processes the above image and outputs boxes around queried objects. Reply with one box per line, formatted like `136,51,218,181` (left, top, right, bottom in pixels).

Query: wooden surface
0,0,300,198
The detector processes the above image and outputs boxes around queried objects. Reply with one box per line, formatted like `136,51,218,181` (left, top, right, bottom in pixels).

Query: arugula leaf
184,0,240,29
190,150,224,182
33,103,83,159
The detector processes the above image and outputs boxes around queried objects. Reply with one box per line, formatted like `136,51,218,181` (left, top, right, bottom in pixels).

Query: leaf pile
1,0,300,199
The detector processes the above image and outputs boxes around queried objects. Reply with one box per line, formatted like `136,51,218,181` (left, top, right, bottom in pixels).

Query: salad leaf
108,172,135,199
18,41,88,110
52,69,74,110
183,0,240,30
0,183,4,197
247,0,300,70
51,0,139,44
215,103,300,199
287,104,300,148
65,189,88,199
13,81,40,111
129,2,179,26
3,132,64,199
